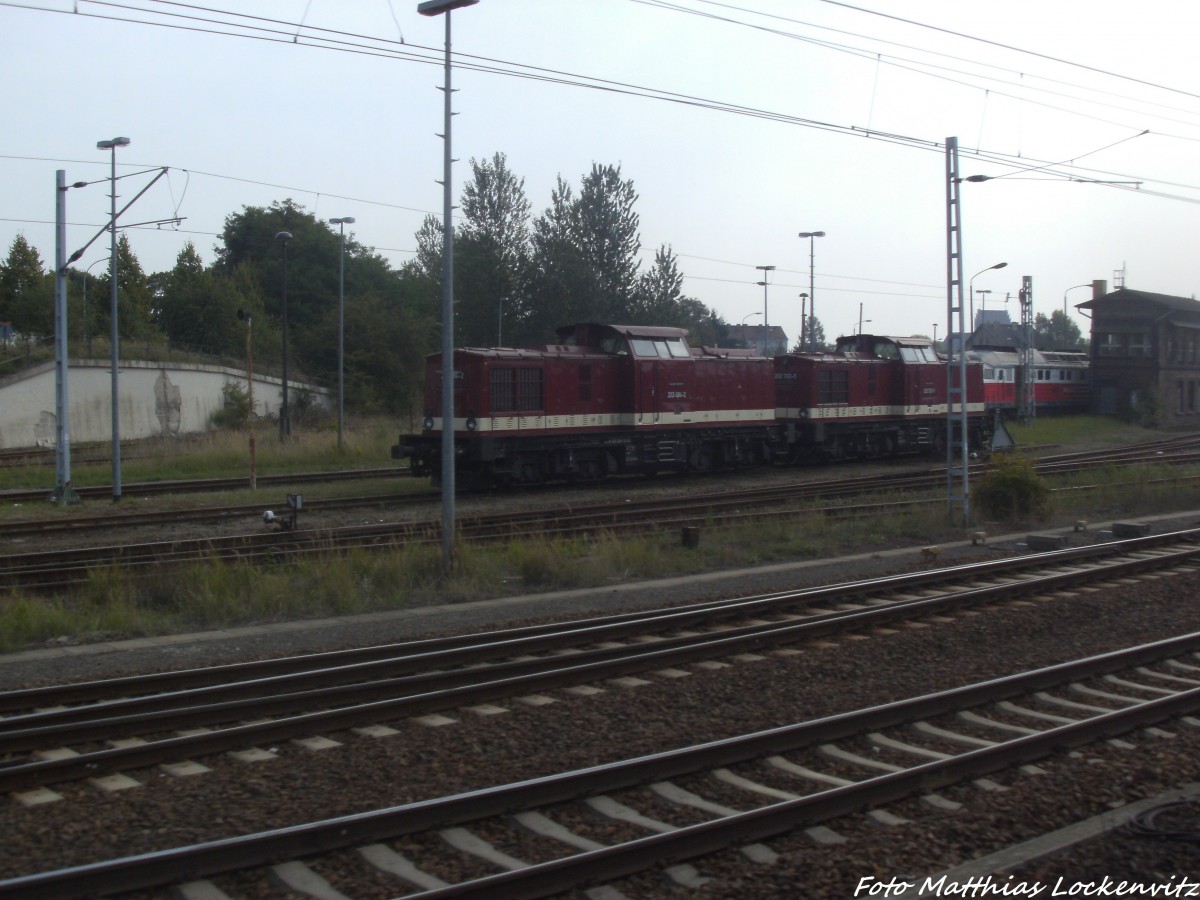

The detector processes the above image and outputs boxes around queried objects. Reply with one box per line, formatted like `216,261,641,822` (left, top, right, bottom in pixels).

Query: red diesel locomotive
778,333,991,463
393,323,991,486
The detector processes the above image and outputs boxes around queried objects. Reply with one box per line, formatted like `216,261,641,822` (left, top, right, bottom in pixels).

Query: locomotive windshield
630,337,691,358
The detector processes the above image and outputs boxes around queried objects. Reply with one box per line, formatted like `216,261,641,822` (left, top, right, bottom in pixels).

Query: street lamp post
798,231,825,351
419,0,479,567
741,312,763,353
275,231,293,440
755,265,775,330
1063,283,1091,317
82,256,109,357
969,262,1007,336
329,217,355,452
497,295,507,346
798,293,808,351
237,309,256,490
97,136,130,503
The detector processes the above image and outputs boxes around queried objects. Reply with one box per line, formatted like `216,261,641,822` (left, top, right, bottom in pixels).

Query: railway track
0,527,1194,797
3,434,1199,542
0,466,406,505
4,449,1200,592
2,632,1197,898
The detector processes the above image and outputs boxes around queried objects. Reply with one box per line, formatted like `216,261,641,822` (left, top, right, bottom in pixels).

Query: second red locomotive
393,323,992,486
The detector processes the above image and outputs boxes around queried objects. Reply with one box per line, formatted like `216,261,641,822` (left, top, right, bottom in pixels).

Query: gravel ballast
1,515,1198,897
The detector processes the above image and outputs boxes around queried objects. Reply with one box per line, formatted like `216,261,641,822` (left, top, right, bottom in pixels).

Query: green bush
210,380,251,430
974,454,1051,523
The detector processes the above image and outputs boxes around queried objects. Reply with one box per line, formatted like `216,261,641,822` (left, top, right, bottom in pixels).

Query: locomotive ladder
944,136,970,525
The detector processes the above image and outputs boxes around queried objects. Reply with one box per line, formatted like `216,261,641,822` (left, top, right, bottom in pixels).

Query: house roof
1076,287,1200,316
965,322,1026,350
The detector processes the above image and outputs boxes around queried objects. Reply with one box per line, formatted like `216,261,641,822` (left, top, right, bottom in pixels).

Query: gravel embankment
1,517,1199,896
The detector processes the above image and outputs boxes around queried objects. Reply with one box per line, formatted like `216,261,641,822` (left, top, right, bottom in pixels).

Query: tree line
2,154,790,417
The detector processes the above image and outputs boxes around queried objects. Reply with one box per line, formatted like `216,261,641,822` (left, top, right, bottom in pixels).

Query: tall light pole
329,217,355,451
755,265,775,331
497,295,507,346
798,231,825,352
969,261,1007,336
275,231,293,440
97,136,130,502
237,309,256,490
419,0,479,567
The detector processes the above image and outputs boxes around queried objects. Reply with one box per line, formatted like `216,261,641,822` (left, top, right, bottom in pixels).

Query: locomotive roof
554,323,690,341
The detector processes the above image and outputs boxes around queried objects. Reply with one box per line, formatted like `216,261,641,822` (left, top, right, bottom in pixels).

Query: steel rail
0,537,1195,791
0,527,1189,716
3,461,1198,592
2,633,1198,900
0,466,406,504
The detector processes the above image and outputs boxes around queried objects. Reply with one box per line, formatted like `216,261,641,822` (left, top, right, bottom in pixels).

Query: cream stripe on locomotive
428,407,777,433
775,403,986,419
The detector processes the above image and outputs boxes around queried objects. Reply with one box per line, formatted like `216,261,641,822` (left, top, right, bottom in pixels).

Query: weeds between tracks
0,416,1197,654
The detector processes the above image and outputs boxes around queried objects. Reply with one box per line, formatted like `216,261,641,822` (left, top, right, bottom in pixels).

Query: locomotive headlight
423,416,435,431
466,416,478,432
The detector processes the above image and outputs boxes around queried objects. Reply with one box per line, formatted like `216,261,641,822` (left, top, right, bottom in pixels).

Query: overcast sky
4,0,1198,347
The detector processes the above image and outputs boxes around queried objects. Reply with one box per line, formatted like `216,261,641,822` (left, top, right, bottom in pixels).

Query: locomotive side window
600,336,626,355
631,339,658,357
818,369,849,404
666,337,691,358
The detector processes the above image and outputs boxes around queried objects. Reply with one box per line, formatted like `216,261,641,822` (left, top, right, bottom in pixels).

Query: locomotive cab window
631,337,691,358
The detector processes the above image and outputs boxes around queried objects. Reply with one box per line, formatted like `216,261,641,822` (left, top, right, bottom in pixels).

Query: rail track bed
6,433,1200,592
1,524,1199,897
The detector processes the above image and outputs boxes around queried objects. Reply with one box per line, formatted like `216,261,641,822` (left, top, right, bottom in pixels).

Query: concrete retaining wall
0,359,330,450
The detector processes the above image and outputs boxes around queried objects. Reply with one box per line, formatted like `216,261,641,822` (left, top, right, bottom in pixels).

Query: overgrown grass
1004,415,1161,450
0,417,400,492
3,417,1200,653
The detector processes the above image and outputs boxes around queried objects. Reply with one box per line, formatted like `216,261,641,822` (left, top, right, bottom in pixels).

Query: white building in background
0,359,329,450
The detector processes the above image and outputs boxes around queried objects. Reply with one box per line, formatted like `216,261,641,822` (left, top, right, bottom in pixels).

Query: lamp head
329,217,355,225
993,262,1008,271
798,231,826,238
97,137,130,150
275,231,293,242
418,0,478,14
